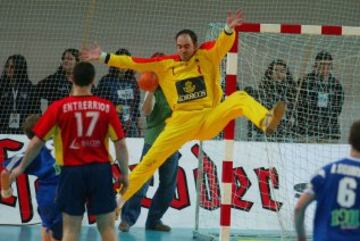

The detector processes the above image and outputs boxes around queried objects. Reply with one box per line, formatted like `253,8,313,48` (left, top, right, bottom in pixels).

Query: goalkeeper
81,9,286,205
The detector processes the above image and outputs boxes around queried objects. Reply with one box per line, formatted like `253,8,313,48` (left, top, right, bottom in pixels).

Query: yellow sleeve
107,55,164,73
207,30,235,64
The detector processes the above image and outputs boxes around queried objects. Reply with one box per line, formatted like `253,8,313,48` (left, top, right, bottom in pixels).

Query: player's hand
80,43,102,61
118,175,129,195
9,166,23,184
226,9,244,30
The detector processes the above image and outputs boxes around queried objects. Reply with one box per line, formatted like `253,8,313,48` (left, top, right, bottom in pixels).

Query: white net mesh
238,32,360,143
195,22,360,241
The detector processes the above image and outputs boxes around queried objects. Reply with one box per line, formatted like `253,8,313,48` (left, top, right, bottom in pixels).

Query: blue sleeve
3,155,23,171
310,164,330,196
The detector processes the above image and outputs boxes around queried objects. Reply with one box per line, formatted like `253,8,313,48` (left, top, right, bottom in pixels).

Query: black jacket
297,72,344,139
0,78,38,134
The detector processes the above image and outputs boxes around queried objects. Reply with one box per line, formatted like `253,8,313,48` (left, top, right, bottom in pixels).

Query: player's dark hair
349,120,360,152
175,29,198,45
22,114,41,139
73,62,95,87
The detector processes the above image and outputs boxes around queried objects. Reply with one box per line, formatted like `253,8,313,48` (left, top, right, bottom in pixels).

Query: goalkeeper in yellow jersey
81,10,286,206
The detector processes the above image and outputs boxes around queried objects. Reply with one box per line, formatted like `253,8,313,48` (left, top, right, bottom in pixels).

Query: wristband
224,24,233,34
99,52,108,63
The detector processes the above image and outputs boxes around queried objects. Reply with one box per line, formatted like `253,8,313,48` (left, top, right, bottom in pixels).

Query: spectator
0,54,37,134
95,48,141,137
36,48,79,113
297,51,344,142
247,59,297,141
119,52,180,232
294,119,360,241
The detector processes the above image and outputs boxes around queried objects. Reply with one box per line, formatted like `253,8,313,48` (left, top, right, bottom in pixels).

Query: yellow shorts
122,91,269,201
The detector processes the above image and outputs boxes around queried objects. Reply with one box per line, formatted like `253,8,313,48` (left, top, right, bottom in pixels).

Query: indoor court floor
0,225,289,241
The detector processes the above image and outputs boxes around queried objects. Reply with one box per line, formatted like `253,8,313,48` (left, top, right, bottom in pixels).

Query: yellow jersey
106,30,235,111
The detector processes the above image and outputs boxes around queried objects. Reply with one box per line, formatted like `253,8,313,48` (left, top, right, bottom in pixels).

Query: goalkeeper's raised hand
80,43,102,61
226,9,244,30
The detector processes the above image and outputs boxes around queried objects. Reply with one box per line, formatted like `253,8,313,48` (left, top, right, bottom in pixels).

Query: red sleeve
108,103,125,141
33,101,60,140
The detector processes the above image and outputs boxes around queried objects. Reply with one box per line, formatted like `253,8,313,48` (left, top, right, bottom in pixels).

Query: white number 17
74,111,100,137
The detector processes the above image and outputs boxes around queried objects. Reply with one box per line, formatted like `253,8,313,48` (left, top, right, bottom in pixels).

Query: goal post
193,22,360,241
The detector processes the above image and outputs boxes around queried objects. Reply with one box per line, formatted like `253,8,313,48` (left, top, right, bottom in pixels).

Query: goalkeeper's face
176,34,197,61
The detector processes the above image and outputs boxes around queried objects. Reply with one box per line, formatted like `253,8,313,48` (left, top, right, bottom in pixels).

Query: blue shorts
36,182,62,240
38,203,62,240
57,162,116,216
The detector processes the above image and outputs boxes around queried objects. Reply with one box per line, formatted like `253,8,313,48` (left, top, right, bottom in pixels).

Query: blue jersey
310,157,360,241
4,147,60,206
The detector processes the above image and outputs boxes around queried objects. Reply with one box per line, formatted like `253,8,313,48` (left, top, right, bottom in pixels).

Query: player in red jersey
10,62,129,241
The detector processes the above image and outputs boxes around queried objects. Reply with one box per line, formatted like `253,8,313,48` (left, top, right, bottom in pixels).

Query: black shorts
57,162,116,216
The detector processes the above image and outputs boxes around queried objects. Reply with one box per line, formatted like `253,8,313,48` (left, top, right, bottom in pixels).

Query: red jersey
33,95,124,166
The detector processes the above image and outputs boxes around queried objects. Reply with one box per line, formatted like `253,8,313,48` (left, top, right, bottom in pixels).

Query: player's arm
206,10,243,62
10,102,59,182
9,136,44,183
141,91,155,116
294,191,315,241
113,138,129,194
80,44,163,73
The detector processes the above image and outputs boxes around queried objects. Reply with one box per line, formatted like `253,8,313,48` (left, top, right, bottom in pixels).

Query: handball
138,71,159,92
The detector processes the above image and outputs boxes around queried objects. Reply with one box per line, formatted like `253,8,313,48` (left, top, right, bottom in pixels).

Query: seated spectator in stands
297,51,344,142
0,54,38,134
36,48,79,113
95,48,141,137
247,59,297,141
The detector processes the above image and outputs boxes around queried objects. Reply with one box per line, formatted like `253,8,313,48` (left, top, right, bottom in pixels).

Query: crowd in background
0,48,141,137
245,51,344,143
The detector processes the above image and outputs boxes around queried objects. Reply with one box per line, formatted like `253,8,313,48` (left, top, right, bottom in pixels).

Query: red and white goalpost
194,23,360,241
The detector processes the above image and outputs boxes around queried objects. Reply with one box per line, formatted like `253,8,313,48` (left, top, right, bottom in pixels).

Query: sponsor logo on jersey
176,76,207,103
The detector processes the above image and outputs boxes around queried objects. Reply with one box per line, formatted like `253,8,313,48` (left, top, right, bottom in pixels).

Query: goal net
193,22,360,240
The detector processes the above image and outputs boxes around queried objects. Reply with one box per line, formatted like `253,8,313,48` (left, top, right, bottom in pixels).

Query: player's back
312,157,360,241
34,95,124,166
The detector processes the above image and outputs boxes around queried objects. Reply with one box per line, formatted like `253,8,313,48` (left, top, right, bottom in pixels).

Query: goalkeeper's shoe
261,101,286,135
